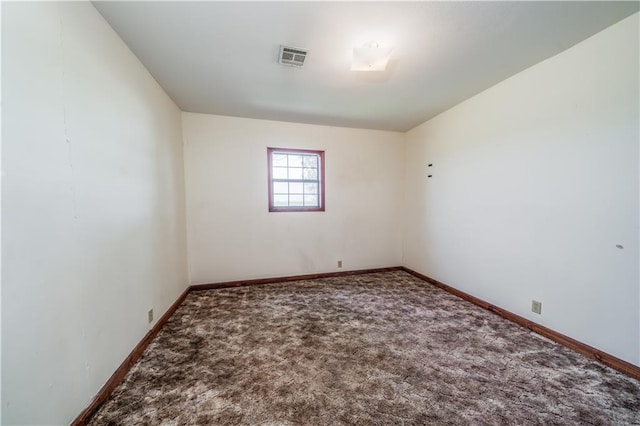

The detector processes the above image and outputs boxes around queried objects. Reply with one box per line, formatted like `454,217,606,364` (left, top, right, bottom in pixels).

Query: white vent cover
279,45,308,67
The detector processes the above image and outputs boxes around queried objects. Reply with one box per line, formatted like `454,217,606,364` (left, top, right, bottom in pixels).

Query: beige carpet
89,271,640,425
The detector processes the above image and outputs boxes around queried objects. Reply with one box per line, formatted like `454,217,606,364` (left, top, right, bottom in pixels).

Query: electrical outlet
148,309,154,323
337,260,343,268
531,300,542,315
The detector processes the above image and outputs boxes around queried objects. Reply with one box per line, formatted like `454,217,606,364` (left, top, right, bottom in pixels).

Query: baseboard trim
70,287,190,426
401,266,640,381
190,266,404,291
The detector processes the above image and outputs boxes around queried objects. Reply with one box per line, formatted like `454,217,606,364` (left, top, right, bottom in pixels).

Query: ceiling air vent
279,45,308,68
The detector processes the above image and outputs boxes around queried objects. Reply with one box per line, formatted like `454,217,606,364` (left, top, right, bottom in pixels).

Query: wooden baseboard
70,287,190,426
401,266,640,381
190,266,404,291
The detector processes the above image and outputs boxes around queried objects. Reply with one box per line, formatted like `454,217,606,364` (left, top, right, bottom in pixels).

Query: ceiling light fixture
351,41,392,71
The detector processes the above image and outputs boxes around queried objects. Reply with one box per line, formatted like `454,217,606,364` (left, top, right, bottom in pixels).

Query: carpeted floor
89,271,640,425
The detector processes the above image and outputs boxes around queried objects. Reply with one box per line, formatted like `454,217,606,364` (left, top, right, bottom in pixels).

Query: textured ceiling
93,1,639,132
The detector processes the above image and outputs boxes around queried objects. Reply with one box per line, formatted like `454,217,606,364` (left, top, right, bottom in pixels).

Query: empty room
2,1,639,425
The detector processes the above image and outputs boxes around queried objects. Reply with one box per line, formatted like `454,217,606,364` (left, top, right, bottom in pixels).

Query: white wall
183,113,404,284
403,14,639,365
2,2,188,424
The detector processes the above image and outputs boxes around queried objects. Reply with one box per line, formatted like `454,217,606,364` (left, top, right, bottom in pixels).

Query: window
268,147,325,212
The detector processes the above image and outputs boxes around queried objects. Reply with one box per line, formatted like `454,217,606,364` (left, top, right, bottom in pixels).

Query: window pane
288,155,303,167
303,168,318,180
289,194,304,206
273,194,288,206
303,155,318,168
268,148,324,212
304,195,318,206
289,167,303,179
273,182,288,194
289,182,303,194
273,167,288,179
304,182,318,194
273,154,288,167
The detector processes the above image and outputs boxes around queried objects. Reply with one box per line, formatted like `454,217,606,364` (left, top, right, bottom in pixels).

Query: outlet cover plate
531,300,542,315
